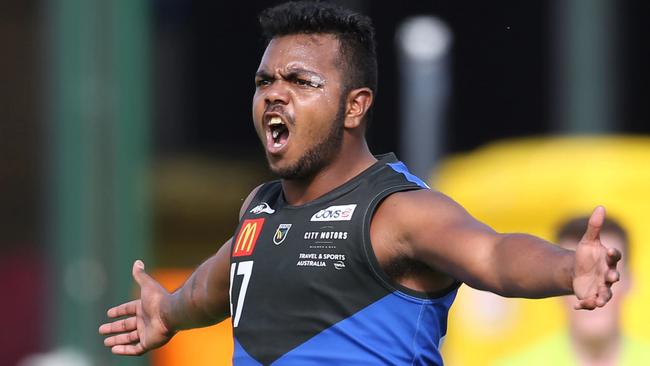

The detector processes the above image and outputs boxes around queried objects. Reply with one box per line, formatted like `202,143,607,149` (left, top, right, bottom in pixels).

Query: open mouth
267,116,290,153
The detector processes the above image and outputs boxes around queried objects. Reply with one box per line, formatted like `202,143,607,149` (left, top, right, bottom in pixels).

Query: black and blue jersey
229,153,459,365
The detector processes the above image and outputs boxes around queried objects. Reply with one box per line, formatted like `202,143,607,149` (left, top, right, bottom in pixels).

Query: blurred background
2,0,649,365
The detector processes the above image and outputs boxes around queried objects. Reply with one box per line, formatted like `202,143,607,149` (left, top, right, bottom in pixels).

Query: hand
572,206,622,310
99,260,175,355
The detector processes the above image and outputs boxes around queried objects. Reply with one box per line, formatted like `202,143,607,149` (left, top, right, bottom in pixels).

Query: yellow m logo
233,218,264,257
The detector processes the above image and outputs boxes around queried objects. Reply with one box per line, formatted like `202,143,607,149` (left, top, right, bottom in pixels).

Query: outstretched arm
99,185,262,355
388,190,621,308
98,247,231,356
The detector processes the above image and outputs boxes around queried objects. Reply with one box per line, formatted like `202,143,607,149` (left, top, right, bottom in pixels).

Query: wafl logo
310,204,357,222
273,224,292,245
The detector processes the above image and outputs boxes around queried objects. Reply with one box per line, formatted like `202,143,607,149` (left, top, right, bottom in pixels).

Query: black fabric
229,153,426,365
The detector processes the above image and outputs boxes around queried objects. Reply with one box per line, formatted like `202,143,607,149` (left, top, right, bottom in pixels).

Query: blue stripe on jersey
242,290,456,366
234,339,264,366
387,162,430,189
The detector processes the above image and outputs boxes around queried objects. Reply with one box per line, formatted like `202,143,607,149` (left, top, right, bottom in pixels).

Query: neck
570,329,621,366
281,140,375,206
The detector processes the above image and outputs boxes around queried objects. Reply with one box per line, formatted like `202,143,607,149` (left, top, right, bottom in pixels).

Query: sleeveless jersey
229,153,459,365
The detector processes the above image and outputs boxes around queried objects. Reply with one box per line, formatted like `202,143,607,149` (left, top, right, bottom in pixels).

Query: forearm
162,243,231,332
488,233,574,298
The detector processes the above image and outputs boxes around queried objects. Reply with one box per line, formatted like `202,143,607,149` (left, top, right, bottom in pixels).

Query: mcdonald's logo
232,218,265,257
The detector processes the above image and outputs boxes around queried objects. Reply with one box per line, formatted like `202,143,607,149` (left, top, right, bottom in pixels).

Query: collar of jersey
277,152,398,209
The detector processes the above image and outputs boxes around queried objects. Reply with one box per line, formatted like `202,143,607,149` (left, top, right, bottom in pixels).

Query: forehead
258,33,341,74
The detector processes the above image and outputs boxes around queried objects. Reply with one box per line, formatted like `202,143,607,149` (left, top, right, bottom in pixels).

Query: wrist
564,249,577,295
160,291,181,335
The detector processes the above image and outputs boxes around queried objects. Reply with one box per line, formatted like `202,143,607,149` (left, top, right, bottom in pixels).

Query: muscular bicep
383,190,575,298
392,190,502,290
202,238,233,316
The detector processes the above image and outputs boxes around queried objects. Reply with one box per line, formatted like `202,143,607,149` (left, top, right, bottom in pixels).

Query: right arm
99,184,262,355
164,237,233,331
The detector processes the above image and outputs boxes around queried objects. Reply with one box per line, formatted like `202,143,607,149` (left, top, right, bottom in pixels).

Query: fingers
132,260,148,286
606,247,622,268
604,248,621,286
605,269,620,285
111,343,146,356
99,316,137,335
574,285,614,310
582,206,606,242
574,297,596,310
106,300,139,319
593,285,613,307
104,261,148,319
100,317,144,356
98,261,153,357
104,330,139,347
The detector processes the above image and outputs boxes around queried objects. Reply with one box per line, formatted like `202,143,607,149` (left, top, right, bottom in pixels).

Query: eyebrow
284,66,321,77
255,70,273,79
255,67,324,81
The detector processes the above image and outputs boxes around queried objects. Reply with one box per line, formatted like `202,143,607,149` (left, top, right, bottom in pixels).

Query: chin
267,158,296,179
269,159,320,180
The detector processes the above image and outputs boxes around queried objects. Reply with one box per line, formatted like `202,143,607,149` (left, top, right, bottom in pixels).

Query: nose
264,80,290,106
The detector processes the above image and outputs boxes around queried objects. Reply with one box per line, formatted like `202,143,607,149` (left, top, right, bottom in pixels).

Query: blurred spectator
493,216,650,366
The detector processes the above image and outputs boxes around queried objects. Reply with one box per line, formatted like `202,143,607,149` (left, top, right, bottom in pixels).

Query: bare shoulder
371,189,458,254
238,184,264,219
374,189,469,227
372,188,494,259
370,189,467,291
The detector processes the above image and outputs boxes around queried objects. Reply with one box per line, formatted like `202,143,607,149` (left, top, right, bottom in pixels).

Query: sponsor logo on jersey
249,202,275,215
232,218,264,257
273,224,292,245
310,204,357,222
296,253,347,268
303,231,349,240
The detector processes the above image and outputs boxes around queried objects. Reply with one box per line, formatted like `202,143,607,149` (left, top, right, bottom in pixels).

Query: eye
255,77,272,88
294,77,321,88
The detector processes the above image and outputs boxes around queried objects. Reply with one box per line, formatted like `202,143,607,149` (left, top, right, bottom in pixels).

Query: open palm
99,260,175,355
572,206,622,310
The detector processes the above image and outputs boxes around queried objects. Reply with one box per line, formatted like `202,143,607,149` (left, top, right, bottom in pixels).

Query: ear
344,87,373,129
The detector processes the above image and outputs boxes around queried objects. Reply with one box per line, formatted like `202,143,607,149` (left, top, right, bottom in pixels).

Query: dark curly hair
259,1,377,122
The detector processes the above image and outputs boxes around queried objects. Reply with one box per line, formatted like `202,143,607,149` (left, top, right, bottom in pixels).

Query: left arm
385,190,620,309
